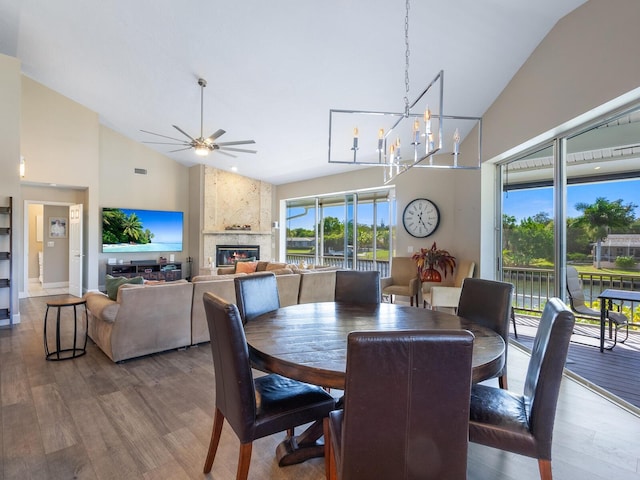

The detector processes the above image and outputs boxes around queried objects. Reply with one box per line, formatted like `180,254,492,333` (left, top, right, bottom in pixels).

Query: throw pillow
235,261,258,274
105,274,144,300
233,257,256,273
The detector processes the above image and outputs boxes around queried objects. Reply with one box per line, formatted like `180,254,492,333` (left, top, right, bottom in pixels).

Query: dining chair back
234,272,280,324
325,329,474,480
457,278,514,389
202,292,335,480
468,297,575,480
334,270,381,304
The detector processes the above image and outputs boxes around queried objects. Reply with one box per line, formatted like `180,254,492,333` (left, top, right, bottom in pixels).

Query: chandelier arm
403,0,410,115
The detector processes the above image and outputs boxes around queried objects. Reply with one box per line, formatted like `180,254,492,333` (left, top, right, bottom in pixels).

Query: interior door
68,204,83,297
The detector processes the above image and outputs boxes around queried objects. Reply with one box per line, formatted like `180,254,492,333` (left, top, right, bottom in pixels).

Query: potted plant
412,242,456,282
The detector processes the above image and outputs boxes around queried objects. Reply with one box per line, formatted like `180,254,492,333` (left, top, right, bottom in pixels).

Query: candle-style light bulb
395,137,401,160
424,106,432,135
352,127,359,150
378,128,384,152
453,128,460,166
389,144,395,162
453,128,460,154
413,119,420,145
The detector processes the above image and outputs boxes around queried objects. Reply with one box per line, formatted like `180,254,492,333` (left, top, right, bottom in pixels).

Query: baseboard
42,281,69,289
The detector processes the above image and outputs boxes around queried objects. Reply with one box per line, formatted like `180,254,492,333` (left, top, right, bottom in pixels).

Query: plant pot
420,268,441,282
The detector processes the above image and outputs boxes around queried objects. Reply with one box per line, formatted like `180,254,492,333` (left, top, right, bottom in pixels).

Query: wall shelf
0,198,13,325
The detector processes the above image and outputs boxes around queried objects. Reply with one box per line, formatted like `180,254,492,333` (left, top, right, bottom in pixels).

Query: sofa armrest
408,277,420,295
85,291,119,323
380,276,394,290
217,266,235,275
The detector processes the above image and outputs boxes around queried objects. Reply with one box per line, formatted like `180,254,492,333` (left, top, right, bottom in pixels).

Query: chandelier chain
403,0,410,115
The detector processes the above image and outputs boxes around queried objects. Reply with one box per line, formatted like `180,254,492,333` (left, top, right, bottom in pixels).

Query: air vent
134,168,147,175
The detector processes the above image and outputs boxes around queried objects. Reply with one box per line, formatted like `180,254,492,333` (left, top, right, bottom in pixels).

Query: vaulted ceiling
0,0,588,185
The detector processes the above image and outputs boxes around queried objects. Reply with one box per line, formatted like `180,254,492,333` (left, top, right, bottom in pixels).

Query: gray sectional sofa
84,268,339,362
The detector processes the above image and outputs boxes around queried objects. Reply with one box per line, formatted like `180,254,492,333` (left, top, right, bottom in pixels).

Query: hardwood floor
1,295,640,479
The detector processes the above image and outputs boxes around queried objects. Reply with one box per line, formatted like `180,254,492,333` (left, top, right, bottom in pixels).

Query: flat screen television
102,207,183,253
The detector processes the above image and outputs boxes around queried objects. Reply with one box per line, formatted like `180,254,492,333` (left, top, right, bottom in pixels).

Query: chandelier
327,0,482,184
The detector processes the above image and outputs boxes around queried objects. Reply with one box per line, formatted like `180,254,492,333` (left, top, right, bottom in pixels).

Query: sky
112,208,183,243
503,179,640,222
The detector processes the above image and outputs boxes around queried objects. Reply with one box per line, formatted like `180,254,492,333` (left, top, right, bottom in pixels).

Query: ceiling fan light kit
327,0,481,184
141,77,256,159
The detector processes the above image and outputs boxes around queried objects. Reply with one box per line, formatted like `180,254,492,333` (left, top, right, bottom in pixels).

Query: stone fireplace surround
202,168,274,268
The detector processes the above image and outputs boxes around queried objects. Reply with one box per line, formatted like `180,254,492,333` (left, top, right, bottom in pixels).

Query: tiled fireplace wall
202,168,274,266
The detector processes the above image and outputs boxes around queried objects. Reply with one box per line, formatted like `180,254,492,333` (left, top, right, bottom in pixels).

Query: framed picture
49,217,67,238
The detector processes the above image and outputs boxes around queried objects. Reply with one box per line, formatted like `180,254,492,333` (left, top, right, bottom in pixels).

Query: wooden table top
245,302,505,390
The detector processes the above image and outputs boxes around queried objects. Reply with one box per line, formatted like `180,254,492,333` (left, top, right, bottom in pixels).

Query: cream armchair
381,256,420,306
423,260,475,311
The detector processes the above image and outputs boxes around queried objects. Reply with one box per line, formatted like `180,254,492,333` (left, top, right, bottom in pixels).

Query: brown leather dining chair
234,272,280,324
325,329,474,480
457,278,514,389
468,297,575,480
202,292,335,480
334,270,381,304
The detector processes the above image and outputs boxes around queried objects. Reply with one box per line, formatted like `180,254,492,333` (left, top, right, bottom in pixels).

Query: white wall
0,54,21,324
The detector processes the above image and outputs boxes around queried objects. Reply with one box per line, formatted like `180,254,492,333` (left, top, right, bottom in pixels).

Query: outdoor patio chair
566,266,629,349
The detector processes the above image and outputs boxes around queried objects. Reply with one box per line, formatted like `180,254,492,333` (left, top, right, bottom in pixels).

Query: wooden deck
511,314,640,411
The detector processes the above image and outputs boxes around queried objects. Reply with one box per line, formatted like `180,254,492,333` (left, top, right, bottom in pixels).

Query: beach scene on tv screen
102,208,183,253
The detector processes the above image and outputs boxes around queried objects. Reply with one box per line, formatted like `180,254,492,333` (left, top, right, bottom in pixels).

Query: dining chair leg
323,417,333,480
538,459,552,480
203,407,225,473
237,442,253,480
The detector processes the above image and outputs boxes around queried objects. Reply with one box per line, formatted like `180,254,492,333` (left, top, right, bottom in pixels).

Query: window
285,188,395,275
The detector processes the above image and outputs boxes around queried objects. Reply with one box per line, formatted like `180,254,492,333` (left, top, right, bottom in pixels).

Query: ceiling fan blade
219,147,257,154
206,129,226,141
173,125,197,142
216,140,256,146
217,150,237,158
140,129,189,143
142,141,190,146
168,147,194,153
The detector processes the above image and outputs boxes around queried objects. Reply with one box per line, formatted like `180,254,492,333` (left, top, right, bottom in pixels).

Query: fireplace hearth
216,245,260,266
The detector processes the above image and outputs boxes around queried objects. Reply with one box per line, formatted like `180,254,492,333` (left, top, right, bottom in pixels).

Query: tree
574,197,637,268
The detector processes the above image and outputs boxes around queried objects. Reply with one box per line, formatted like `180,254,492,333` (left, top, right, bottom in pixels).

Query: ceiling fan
141,78,256,158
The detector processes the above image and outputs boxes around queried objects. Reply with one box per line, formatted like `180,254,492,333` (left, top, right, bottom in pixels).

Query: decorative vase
421,267,441,282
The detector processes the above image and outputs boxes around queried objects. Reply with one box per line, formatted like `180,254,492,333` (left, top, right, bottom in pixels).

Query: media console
106,261,182,281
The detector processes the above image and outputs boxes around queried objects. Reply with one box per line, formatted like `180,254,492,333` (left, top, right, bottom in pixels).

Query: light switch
47,241,54,247
408,246,414,253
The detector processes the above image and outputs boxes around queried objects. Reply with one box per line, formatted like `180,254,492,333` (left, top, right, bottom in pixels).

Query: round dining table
245,301,506,390
244,301,505,466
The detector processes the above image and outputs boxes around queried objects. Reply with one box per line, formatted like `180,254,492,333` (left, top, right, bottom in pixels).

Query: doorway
23,200,74,298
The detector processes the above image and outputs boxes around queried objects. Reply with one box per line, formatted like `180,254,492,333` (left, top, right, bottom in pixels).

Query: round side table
43,296,88,361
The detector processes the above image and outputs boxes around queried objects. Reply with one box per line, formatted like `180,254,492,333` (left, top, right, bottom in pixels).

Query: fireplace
216,245,260,266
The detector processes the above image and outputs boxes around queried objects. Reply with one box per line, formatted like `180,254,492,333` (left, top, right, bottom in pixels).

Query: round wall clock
402,198,440,238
